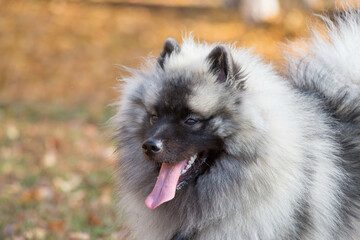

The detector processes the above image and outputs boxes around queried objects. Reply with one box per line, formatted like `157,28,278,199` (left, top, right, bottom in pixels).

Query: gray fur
112,8,360,240
158,38,181,69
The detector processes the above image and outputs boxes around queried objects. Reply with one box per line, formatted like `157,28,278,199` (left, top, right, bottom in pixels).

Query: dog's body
113,9,360,240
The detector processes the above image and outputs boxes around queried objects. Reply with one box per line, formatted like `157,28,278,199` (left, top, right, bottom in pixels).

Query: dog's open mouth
145,151,209,210
177,151,208,190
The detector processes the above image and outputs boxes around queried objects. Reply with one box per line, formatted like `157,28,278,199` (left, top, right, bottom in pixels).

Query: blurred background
0,0,347,239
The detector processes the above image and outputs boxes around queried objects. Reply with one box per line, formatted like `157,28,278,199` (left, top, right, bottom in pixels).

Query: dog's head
117,38,249,209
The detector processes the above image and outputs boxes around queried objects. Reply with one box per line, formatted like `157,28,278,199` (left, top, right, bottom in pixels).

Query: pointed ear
157,38,181,69
206,45,236,84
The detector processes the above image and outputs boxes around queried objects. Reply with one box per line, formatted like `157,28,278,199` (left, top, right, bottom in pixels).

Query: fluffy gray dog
112,8,360,240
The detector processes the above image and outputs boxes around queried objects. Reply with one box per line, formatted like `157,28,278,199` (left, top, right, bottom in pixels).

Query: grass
0,0,318,239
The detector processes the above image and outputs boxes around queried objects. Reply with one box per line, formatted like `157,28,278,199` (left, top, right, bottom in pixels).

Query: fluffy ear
206,45,238,85
157,38,181,69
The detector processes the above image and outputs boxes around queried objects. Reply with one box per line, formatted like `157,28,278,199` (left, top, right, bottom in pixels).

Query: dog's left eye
184,118,199,126
150,114,158,125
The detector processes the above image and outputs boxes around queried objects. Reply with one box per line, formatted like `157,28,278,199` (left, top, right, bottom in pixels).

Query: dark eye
150,114,158,125
184,118,199,126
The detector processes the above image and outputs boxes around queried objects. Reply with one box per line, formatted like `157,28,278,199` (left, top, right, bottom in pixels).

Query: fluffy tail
286,6,360,123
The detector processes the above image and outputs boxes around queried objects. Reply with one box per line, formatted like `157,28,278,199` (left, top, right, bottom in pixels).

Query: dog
112,7,360,240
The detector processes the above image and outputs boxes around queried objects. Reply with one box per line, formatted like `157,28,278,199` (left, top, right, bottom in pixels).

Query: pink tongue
145,160,187,210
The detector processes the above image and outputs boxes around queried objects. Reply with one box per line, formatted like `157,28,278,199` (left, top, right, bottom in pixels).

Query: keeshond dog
112,8,360,240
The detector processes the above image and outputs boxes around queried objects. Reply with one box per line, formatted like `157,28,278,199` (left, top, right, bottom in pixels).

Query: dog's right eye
150,114,158,125
184,118,199,126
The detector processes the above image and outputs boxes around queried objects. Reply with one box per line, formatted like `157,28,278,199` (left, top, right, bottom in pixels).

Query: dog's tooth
181,154,197,175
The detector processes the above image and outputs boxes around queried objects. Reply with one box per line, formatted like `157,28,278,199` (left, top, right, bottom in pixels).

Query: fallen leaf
34,186,54,200
53,175,81,193
42,149,57,167
24,228,46,239
88,212,102,226
13,237,25,240
47,220,64,233
68,232,90,240
19,190,34,205
6,123,19,140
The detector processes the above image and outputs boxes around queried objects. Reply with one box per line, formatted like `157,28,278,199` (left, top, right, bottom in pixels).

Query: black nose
142,139,162,155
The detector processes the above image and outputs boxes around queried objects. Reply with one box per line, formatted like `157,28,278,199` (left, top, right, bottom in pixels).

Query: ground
0,0,316,239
